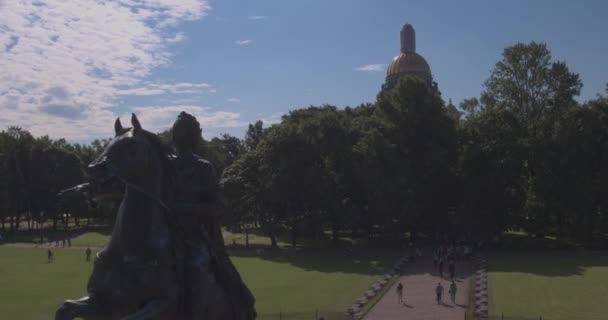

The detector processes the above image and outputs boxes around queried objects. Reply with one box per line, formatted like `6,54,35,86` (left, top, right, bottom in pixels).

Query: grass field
0,246,398,320
66,229,287,248
488,251,608,320
69,231,110,247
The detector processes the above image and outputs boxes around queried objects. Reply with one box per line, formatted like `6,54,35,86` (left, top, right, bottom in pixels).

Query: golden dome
383,24,436,91
386,52,432,81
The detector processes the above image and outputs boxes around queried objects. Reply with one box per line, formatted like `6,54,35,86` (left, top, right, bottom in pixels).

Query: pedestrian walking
47,249,53,263
85,247,92,262
396,282,403,304
449,259,456,280
435,282,444,305
449,281,457,304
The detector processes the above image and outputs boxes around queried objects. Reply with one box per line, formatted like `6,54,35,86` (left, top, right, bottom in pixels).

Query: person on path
396,282,403,304
449,281,457,304
85,247,92,262
449,259,456,280
408,241,415,262
47,249,53,263
435,282,444,305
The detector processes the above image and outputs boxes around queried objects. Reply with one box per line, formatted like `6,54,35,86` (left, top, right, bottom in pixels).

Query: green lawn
0,246,397,320
70,232,110,247
488,251,608,320
68,229,286,248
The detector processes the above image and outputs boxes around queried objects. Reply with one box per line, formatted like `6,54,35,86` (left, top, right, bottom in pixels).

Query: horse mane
139,129,176,202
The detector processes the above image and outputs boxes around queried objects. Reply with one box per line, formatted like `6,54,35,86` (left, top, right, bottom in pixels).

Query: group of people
396,280,458,306
395,242,464,308
407,241,422,262
433,244,458,280
46,246,93,263
434,281,458,305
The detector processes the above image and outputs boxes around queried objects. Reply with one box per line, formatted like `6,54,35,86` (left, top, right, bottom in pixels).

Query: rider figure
170,111,256,320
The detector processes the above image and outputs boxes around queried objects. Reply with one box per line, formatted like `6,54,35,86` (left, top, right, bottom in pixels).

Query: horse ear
131,113,142,132
114,118,123,136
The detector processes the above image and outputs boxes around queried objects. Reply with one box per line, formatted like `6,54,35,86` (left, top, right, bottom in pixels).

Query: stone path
363,253,472,320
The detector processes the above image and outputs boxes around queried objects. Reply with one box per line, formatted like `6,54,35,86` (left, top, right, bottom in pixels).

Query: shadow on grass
1,226,112,245
228,243,401,276
488,250,608,277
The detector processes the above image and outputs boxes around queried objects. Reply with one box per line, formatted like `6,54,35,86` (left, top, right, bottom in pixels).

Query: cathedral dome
383,23,436,91
386,51,432,83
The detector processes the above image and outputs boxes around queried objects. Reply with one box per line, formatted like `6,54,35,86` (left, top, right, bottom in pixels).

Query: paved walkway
364,253,472,320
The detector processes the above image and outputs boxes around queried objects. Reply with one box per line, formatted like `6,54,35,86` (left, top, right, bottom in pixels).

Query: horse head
88,113,170,198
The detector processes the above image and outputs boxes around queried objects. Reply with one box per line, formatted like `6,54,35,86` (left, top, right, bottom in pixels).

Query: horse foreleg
120,299,172,320
55,295,106,320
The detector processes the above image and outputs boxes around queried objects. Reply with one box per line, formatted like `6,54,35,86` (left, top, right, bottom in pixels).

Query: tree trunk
291,220,298,249
332,222,339,244
245,228,250,249
14,214,20,231
556,209,564,237
269,232,278,248
586,207,595,248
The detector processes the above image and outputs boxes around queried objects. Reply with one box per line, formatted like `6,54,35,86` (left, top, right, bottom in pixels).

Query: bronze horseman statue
55,112,256,320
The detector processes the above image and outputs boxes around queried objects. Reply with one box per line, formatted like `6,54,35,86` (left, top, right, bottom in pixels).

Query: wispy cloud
235,39,253,46
248,16,267,20
261,112,284,125
227,98,241,103
0,0,211,141
355,64,386,72
166,32,186,44
128,105,247,137
117,82,212,96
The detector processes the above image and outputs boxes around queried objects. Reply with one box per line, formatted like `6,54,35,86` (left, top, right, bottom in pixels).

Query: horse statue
55,114,233,320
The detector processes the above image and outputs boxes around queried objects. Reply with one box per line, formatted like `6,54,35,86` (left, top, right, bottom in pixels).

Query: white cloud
261,112,284,125
248,16,267,20
355,64,386,72
0,0,211,141
227,98,241,103
166,32,186,44
208,88,217,93
128,105,247,137
235,39,253,46
117,82,212,96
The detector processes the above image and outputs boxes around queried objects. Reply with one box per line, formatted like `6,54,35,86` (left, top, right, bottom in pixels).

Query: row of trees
0,129,97,231
0,127,246,233
221,42,608,247
1,42,606,248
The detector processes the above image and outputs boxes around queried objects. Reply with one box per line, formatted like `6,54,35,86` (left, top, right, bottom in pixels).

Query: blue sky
1,0,607,142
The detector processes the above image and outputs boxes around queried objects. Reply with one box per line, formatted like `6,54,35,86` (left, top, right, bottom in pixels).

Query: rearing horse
55,114,232,320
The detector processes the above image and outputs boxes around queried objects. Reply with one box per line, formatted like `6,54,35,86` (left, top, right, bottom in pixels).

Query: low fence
466,312,549,320
256,311,347,320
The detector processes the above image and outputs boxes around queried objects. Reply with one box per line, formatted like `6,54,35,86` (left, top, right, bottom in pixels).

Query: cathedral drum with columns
382,24,438,92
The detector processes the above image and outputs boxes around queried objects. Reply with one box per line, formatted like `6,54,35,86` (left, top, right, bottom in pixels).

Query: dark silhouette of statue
54,113,253,320
170,111,256,320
